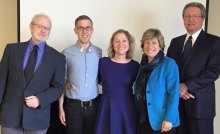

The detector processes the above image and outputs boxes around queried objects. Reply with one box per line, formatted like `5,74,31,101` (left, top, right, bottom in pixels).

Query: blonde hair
141,28,165,51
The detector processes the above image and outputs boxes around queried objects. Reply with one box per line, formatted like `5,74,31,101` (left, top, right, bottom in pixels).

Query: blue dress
95,57,139,134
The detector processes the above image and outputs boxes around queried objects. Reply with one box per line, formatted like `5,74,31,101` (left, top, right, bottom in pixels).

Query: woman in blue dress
95,29,139,134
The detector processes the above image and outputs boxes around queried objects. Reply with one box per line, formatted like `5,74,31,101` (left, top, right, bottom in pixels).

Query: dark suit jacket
167,30,220,119
0,41,65,130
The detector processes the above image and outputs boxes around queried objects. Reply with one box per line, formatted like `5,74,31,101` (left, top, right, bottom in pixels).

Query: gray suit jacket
0,41,65,130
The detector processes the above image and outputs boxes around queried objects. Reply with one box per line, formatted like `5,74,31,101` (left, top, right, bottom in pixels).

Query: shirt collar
29,39,46,51
186,29,202,44
75,42,92,53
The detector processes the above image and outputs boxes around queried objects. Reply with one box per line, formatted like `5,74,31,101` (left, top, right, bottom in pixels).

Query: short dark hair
75,15,93,27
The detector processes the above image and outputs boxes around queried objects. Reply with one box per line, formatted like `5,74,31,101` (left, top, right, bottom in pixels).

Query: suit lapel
177,35,187,70
183,30,206,66
28,45,54,85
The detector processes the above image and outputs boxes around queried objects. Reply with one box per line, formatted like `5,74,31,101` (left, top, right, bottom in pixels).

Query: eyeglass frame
183,15,203,19
31,23,51,31
75,26,93,32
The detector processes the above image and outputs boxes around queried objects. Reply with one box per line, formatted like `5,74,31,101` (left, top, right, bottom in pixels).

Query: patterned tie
24,45,38,84
183,36,192,59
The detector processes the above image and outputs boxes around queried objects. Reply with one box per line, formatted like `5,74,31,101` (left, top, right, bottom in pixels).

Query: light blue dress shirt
63,43,102,101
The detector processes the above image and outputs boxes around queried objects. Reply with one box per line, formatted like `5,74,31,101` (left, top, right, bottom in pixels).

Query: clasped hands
180,83,195,100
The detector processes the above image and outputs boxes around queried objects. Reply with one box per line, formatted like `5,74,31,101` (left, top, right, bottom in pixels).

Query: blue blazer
142,57,180,131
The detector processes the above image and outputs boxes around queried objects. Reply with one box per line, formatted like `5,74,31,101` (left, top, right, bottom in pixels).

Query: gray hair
182,2,206,19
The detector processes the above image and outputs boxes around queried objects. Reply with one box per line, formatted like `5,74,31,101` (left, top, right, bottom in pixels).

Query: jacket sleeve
36,54,66,108
186,37,220,93
0,44,10,103
164,59,180,123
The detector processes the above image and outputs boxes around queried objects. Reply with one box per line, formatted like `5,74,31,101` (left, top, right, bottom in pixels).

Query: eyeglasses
76,26,93,32
32,23,51,31
183,15,202,19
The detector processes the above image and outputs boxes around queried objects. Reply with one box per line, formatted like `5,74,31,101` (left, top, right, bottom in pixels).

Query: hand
179,83,188,97
161,121,172,132
65,80,72,89
59,107,66,126
180,83,195,100
181,91,195,100
25,96,40,108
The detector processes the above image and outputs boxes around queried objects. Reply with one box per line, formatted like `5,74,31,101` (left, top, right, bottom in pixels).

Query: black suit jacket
167,30,220,119
0,41,65,130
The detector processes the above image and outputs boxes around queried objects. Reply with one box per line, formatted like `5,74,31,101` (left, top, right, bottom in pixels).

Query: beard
32,33,49,43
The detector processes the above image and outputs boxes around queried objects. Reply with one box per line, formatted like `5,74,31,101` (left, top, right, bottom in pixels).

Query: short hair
182,2,206,19
31,14,52,26
75,15,93,27
140,28,165,51
108,29,135,59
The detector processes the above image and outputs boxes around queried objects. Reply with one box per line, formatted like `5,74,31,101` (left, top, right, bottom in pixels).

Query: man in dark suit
167,2,220,134
0,14,65,134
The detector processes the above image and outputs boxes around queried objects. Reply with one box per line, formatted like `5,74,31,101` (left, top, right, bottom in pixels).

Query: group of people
0,2,220,134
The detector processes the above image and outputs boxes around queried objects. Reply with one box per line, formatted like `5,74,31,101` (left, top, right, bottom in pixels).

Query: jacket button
148,103,151,105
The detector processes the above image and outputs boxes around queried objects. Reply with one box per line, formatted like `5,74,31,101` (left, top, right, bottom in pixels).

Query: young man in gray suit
167,2,220,134
0,14,65,134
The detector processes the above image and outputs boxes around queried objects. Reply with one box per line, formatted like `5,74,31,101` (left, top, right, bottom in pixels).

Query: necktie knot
188,36,192,40
33,45,39,53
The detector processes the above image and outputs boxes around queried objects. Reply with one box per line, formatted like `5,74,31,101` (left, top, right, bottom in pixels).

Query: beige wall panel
208,0,220,133
0,0,17,58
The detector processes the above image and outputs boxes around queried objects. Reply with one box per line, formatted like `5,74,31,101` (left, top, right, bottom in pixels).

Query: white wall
19,0,206,61
3,0,220,134
20,1,220,133
208,0,220,133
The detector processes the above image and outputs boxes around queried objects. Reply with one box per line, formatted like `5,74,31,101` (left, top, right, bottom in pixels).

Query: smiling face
112,33,129,57
143,37,161,62
30,15,52,44
74,19,93,46
183,6,204,35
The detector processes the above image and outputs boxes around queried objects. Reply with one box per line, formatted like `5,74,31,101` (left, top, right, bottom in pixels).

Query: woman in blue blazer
134,29,180,134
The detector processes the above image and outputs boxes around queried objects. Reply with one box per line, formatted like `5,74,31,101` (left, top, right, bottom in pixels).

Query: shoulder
172,34,186,40
62,45,76,53
46,45,65,59
92,45,102,52
3,41,28,53
204,32,220,41
168,34,186,51
130,59,140,67
170,34,186,44
163,57,176,63
162,57,177,67
6,41,28,48
100,57,110,62
198,31,220,49
99,57,110,68
161,57,178,73
91,45,102,56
